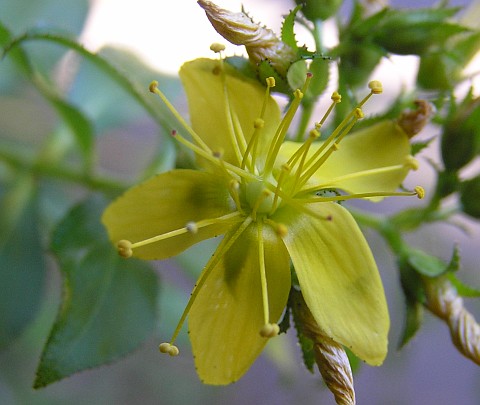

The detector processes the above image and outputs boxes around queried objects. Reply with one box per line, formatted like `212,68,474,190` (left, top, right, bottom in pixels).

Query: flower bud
441,97,480,172
460,175,480,219
295,0,343,21
198,0,296,76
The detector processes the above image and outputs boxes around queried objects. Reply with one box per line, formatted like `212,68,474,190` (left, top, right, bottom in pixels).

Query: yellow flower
102,57,422,385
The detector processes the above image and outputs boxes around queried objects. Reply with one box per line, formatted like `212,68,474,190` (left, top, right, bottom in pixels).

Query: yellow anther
309,129,320,139
354,108,364,119
210,43,226,53
414,186,425,199
159,342,180,356
186,222,198,234
254,118,265,129
331,91,342,103
260,323,280,338
266,77,276,88
368,80,383,94
294,89,304,100
117,240,133,258
276,223,288,238
281,163,291,172
149,80,159,93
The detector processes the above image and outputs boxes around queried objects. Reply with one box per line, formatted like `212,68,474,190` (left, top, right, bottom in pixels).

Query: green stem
0,147,127,194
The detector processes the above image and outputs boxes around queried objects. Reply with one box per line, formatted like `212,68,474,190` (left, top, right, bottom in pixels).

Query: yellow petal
102,169,237,260
279,121,412,195
179,58,281,168
188,222,290,384
274,203,390,365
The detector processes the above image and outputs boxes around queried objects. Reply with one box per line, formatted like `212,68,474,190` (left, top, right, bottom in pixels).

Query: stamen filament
299,163,414,195
296,188,425,203
149,81,211,153
172,130,257,182
164,217,253,347
264,74,312,176
128,211,242,250
270,164,290,214
298,109,363,189
257,221,269,326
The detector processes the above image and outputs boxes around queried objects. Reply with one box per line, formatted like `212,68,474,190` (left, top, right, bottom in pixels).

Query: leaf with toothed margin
34,196,158,388
257,60,291,94
281,5,302,51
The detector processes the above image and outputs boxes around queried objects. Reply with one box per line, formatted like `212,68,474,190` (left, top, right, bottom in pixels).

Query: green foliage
1,0,480,396
0,175,46,349
34,197,158,388
295,0,343,21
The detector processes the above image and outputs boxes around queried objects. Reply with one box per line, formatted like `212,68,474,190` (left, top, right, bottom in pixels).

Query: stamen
159,342,180,357
299,163,417,195
315,91,342,130
415,186,425,199
229,179,243,213
368,80,383,94
171,129,257,182
210,43,226,53
117,240,133,258
297,187,426,203
256,221,279,339
241,118,264,171
251,189,272,221
241,76,275,171
118,212,242,257
263,74,313,176
270,164,290,214
264,218,288,238
164,217,253,348
149,81,211,153
260,323,280,338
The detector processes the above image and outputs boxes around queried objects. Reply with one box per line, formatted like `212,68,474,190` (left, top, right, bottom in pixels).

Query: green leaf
398,299,424,348
0,175,46,349
289,291,315,373
447,273,480,298
34,197,158,388
2,31,175,132
407,249,449,277
281,5,301,51
1,24,94,169
411,136,436,156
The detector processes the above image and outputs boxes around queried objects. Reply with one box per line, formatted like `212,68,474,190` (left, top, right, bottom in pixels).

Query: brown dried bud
198,0,297,76
397,100,434,138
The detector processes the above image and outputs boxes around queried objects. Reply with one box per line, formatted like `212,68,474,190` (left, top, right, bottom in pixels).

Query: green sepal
257,60,291,94
281,5,302,51
289,290,315,373
411,136,436,156
34,197,158,388
373,8,468,55
447,273,480,298
406,244,460,278
398,298,424,349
